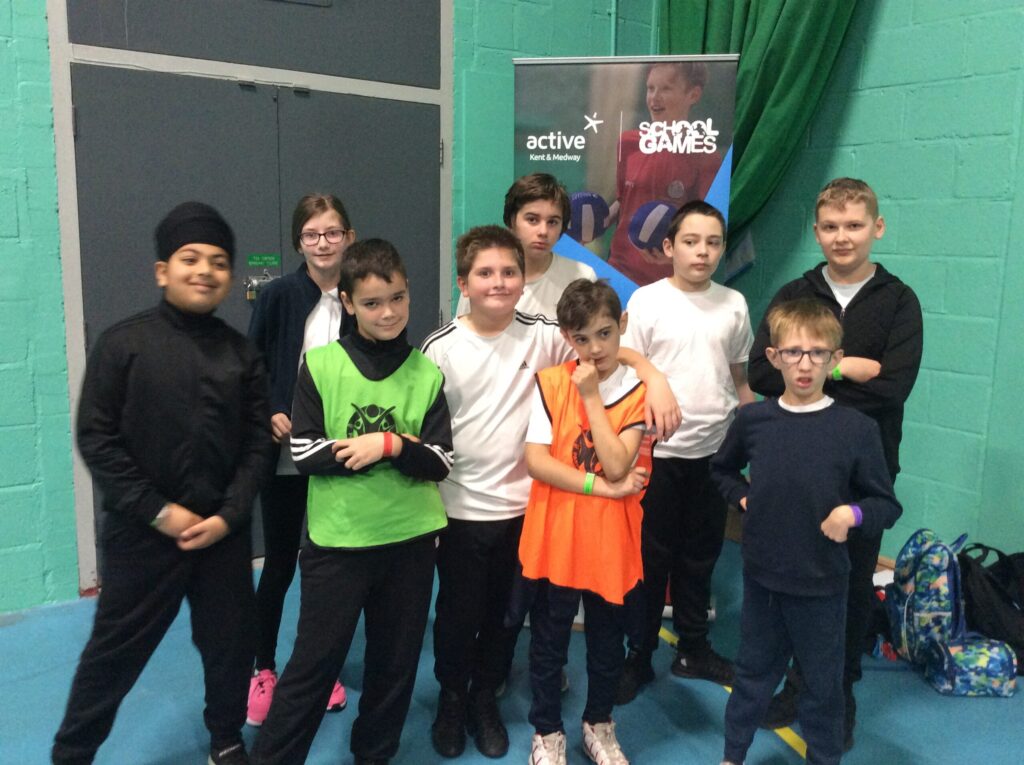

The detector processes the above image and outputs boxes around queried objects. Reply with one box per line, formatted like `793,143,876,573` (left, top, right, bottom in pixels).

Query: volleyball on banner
514,55,740,302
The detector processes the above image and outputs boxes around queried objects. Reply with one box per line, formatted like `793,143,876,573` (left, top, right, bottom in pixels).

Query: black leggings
253,473,308,671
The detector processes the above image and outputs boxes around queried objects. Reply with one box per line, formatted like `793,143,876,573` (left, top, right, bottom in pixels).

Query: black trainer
431,687,467,758
208,742,249,765
616,649,655,705
759,678,800,730
671,644,735,685
466,687,509,758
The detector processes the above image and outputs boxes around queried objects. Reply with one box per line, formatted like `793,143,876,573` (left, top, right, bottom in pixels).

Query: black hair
339,238,407,297
665,199,726,242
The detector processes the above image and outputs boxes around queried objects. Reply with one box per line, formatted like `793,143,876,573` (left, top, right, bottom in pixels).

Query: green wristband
583,472,596,496
831,365,843,381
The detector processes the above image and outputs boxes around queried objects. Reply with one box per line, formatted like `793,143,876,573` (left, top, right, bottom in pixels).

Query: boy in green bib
251,239,453,765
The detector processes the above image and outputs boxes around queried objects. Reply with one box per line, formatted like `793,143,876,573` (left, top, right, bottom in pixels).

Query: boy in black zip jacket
53,202,272,765
713,298,902,765
747,178,922,750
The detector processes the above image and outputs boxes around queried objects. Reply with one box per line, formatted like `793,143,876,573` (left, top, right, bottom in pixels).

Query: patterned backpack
924,637,1017,697
885,528,968,665
887,529,1017,697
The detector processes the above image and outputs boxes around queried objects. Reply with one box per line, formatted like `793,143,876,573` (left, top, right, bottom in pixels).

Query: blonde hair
815,177,879,220
767,299,842,349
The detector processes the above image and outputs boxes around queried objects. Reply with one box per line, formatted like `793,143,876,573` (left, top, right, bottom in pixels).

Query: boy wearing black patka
711,300,901,765
251,240,453,765
53,203,273,765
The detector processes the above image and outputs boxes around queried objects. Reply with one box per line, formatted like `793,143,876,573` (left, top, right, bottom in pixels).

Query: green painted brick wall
0,0,78,612
731,0,1024,557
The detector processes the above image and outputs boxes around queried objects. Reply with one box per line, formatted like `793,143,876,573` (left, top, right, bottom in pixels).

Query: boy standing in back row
617,199,755,703
456,173,596,321
747,177,923,750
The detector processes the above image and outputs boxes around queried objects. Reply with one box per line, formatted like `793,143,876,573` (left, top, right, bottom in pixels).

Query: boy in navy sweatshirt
711,299,901,765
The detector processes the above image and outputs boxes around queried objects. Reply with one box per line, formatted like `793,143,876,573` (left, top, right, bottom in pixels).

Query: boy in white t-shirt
423,226,678,760
456,173,596,320
617,200,755,704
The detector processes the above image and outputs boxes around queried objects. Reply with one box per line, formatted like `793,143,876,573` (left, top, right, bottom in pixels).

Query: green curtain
658,0,857,237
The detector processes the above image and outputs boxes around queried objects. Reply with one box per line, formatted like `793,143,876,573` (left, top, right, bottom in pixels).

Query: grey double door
72,63,442,344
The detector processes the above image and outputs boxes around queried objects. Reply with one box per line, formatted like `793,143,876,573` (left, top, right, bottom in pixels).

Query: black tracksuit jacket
77,300,273,545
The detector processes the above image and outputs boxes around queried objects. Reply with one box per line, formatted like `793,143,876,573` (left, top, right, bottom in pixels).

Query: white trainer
530,730,567,765
582,720,629,765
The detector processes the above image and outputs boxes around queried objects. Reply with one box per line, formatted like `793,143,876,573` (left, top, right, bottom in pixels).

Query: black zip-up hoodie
77,300,273,545
747,263,923,478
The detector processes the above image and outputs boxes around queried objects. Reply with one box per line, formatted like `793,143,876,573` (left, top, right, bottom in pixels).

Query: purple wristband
850,504,863,527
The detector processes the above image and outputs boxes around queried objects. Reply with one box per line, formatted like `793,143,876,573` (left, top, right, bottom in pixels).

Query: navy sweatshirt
711,399,902,596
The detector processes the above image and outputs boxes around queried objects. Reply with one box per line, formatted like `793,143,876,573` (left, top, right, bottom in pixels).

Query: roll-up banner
514,55,741,303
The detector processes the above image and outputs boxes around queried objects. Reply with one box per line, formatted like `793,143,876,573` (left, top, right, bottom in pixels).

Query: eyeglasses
299,228,348,246
775,348,835,366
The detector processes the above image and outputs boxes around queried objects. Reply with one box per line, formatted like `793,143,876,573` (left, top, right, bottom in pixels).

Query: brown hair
455,225,525,279
556,279,621,331
815,177,879,220
291,193,352,252
502,173,571,230
767,299,843,349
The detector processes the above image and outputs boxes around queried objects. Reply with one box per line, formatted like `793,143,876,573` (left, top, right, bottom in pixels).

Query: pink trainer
327,680,348,712
246,669,277,727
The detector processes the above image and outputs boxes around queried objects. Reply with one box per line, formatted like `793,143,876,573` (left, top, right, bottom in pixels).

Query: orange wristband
382,431,394,457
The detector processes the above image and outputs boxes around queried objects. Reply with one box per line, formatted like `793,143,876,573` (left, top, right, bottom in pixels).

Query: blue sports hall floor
3,541,1022,764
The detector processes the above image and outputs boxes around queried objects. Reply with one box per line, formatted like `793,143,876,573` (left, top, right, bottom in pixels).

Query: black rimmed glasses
776,347,835,366
299,228,348,246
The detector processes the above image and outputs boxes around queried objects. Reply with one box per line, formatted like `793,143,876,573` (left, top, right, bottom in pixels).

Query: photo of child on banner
514,56,738,304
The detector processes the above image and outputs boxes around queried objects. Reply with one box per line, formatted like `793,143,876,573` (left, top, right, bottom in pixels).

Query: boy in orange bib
519,279,650,765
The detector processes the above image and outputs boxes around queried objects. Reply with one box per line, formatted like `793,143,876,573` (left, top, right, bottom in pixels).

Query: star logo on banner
584,112,603,133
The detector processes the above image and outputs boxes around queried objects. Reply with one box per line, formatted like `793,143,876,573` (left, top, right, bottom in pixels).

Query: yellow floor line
659,626,807,760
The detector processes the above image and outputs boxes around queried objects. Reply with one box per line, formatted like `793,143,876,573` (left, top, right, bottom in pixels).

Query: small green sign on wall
247,253,281,268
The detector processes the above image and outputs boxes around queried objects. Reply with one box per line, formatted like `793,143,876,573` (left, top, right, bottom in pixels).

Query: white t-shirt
278,288,344,474
822,266,874,310
622,279,753,459
526,362,644,445
456,254,597,320
779,395,834,414
421,311,574,521
301,289,344,365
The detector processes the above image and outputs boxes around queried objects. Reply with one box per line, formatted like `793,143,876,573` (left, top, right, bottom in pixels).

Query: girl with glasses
246,193,357,726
